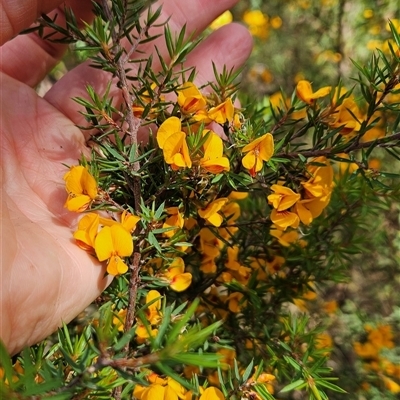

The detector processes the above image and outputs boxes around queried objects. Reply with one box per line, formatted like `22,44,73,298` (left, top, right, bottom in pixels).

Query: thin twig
277,131,400,159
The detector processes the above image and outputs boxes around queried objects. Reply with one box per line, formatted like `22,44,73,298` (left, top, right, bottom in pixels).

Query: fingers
0,0,92,45
0,0,94,86
185,23,253,86
45,22,252,129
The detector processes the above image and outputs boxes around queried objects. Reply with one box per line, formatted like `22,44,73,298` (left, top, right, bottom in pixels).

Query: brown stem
277,131,400,159
101,0,144,397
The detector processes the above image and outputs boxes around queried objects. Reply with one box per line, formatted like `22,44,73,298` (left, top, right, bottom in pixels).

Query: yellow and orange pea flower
143,289,162,325
163,257,192,292
226,292,246,313
73,212,100,250
134,373,225,400
134,290,162,342
198,197,229,227
163,207,184,238
296,80,331,105
207,97,234,124
242,133,274,177
200,130,230,174
266,158,333,230
328,96,363,137
157,116,192,170
73,210,140,251
270,227,306,247
177,81,208,115
64,165,98,212
298,156,334,219
267,184,301,230
113,308,127,332
199,227,223,259
133,374,187,400
269,91,307,120
94,224,133,276
131,83,165,117
243,9,269,39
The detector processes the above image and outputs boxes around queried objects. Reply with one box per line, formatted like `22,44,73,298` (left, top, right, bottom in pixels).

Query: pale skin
0,0,252,355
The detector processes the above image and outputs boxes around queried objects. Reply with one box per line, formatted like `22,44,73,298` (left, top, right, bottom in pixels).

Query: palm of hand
1,73,109,355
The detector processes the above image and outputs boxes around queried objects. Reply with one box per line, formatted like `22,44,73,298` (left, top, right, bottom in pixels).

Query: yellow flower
64,165,98,212
113,309,127,332
225,246,241,271
134,375,187,400
200,131,230,174
164,258,192,292
218,347,236,369
299,157,334,221
199,387,225,400
242,133,274,176
135,324,159,343
199,228,223,258
210,10,233,30
243,10,269,39
328,93,363,136
73,213,100,250
228,191,248,200
296,80,331,105
157,117,192,169
270,228,305,247
368,324,394,349
198,198,229,227
94,224,133,275
163,207,184,238
323,300,338,314
227,292,245,313
270,209,299,230
120,210,140,233
144,290,162,325
132,83,164,117
208,98,234,124
177,82,207,114
315,333,333,356
267,184,300,211
383,377,400,394
354,341,379,359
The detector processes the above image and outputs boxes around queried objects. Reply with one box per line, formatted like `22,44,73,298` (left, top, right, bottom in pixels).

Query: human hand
0,0,252,355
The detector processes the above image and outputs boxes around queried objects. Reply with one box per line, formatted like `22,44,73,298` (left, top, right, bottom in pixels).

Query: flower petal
110,224,133,257
157,117,181,149
95,226,115,261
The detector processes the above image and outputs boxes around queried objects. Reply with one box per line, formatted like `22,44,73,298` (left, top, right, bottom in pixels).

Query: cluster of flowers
63,77,378,397
354,324,400,394
131,368,275,400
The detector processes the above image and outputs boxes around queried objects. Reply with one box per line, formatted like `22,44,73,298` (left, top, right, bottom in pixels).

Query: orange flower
198,198,229,227
163,207,184,238
267,184,300,211
64,165,98,212
199,387,225,400
164,258,192,292
242,133,274,176
208,98,234,124
73,213,100,250
94,224,133,275
200,130,230,174
296,80,331,105
270,209,299,230
157,117,192,169
177,82,207,114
